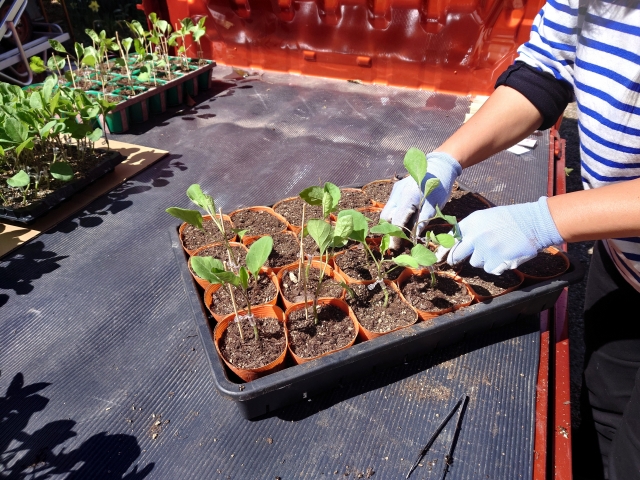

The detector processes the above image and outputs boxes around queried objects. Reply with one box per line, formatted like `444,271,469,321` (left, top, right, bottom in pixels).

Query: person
380,0,640,478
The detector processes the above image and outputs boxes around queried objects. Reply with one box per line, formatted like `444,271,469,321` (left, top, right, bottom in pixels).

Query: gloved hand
381,152,462,248
437,197,564,275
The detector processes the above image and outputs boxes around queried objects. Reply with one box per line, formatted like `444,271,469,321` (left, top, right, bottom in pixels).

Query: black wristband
495,61,574,130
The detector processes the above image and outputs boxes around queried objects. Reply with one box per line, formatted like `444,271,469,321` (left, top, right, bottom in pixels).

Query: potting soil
401,274,472,312
0,66,551,479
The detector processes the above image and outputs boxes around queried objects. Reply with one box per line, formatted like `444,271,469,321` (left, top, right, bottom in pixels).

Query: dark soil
334,246,403,281
209,273,278,317
337,189,371,210
401,274,471,312
266,232,300,270
230,209,287,236
279,264,344,304
156,70,179,80
359,209,382,236
301,232,353,258
426,190,491,234
456,261,521,297
189,244,247,277
362,180,396,205
517,251,568,278
287,305,356,359
74,79,100,91
115,86,142,97
273,197,323,228
346,283,416,333
219,316,286,369
181,217,235,252
115,77,137,87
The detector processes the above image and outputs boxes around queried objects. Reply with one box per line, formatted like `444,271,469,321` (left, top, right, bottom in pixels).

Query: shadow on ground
0,373,154,479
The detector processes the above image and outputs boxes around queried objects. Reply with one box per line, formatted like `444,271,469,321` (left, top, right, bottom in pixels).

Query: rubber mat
0,67,548,479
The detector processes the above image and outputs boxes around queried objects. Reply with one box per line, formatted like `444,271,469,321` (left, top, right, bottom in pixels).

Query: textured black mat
0,67,548,479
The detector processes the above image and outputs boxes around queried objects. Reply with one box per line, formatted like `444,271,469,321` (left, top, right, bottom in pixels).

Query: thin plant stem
298,203,310,324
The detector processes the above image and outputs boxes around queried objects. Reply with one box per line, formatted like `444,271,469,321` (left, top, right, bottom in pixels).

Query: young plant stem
298,203,310,324
115,32,131,81
226,281,244,342
66,55,77,89
362,242,389,308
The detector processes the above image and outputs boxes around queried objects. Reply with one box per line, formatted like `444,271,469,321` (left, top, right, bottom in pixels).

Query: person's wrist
527,197,565,248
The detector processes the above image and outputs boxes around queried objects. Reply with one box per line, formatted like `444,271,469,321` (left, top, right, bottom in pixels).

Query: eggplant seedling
6,170,30,205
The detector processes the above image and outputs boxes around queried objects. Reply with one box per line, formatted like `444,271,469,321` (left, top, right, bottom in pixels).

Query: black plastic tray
0,149,124,224
171,226,584,419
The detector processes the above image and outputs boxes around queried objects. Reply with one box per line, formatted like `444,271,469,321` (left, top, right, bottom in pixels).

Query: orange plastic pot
454,268,525,303
284,297,359,365
229,206,290,237
188,242,248,290
276,259,346,310
362,179,395,208
215,304,288,382
395,269,473,321
178,214,236,256
516,246,570,282
203,269,280,323
354,280,419,341
243,230,300,274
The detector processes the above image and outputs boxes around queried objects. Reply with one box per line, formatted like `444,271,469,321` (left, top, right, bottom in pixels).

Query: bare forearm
548,179,640,242
436,86,543,169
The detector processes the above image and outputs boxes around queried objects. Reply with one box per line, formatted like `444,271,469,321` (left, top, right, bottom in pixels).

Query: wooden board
0,140,168,259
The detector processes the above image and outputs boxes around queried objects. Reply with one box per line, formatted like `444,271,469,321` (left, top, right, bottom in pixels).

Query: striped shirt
515,0,640,292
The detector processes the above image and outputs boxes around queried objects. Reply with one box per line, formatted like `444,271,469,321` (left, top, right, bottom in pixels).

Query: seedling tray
0,149,124,224
170,226,584,419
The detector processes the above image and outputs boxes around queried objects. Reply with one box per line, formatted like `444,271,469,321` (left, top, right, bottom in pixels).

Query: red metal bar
534,311,550,480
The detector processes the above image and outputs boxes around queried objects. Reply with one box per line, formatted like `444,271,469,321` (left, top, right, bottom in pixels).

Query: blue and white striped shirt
515,0,640,292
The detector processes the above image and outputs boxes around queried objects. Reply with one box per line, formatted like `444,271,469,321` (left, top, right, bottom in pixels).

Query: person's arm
548,179,640,242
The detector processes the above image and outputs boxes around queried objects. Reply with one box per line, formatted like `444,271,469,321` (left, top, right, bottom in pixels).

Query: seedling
6,170,30,205
114,32,134,82
169,18,193,71
190,17,207,65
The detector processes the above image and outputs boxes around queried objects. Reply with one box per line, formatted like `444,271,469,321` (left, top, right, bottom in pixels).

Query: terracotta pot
203,269,280,323
453,268,525,302
178,214,236,256
229,206,290,237
188,241,248,290
352,280,419,341
242,230,300,274
516,246,570,282
215,304,288,382
395,269,473,321
276,260,346,310
285,297,359,365
362,179,395,208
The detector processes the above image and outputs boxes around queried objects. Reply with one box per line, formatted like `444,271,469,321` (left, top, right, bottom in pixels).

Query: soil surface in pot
231,209,286,236
401,274,471,312
287,304,355,358
426,190,490,234
302,234,352,258
116,86,143,97
181,218,235,252
75,78,100,90
219,317,286,369
190,244,247,276
360,209,382,236
338,189,370,210
456,261,521,297
334,246,403,281
280,265,344,304
115,77,137,87
517,251,568,277
273,197,323,228
210,273,278,316
265,232,300,269
362,180,395,205
346,283,415,333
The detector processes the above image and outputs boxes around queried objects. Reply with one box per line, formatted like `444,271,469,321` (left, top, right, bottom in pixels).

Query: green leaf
137,71,150,83
50,161,74,181
322,191,333,219
7,170,29,188
122,37,133,53
186,184,215,214
156,20,168,34
15,138,34,157
333,214,353,240
29,56,47,73
411,244,437,267
435,233,455,248
74,42,85,60
49,91,60,114
214,271,240,286
39,120,58,139
380,234,390,254
191,256,225,282
393,254,419,269
233,228,248,239
85,29,101,44
564,167,573,176
370,221,409,240
114,57,126,67
48,39,67,54
29,91,43,110
81,53,96,68
43,76,56,104
404,148,427,188
337,209,368,243
246,236,273,276
323,182,340,211
87,128,103,142
165,207,203,229
423,177,440,197
306,219,332,255
299,186,324,206
238,267,249,290
4,116,27,143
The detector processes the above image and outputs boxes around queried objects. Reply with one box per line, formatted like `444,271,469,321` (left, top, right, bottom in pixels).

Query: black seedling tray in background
171,226,584,419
